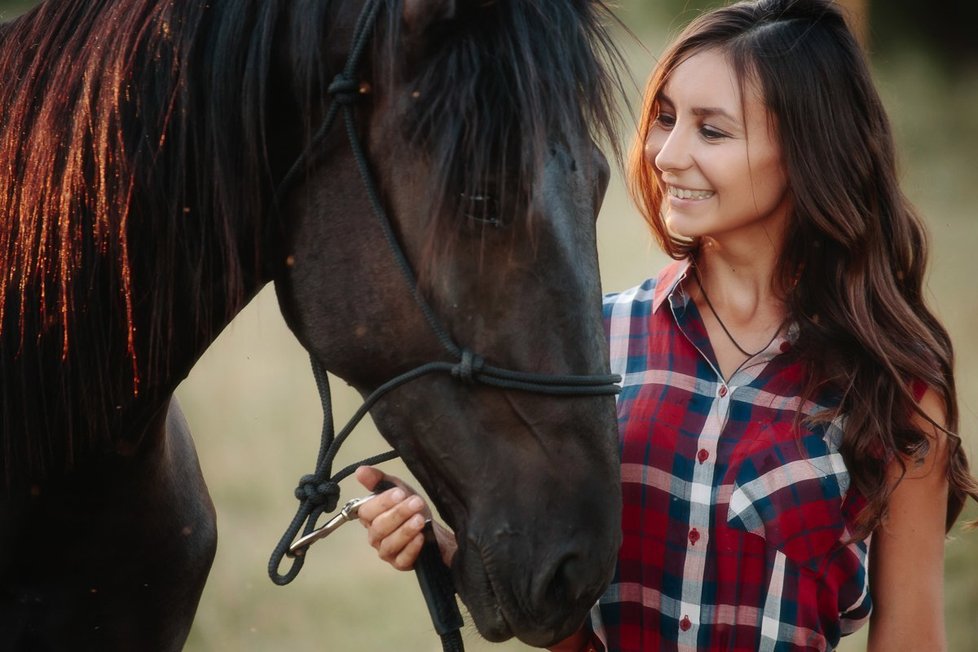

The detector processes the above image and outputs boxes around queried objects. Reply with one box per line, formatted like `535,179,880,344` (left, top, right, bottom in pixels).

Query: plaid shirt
592,260,871,652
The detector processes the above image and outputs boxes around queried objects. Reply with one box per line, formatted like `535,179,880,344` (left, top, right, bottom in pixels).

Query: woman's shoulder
602,277,656,311
603,259,689,314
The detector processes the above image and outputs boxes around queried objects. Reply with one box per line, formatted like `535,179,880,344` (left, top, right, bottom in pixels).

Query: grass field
1,1,975,650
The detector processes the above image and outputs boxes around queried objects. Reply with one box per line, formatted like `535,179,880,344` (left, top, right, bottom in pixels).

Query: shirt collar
652,258,801,355
652,258,693,314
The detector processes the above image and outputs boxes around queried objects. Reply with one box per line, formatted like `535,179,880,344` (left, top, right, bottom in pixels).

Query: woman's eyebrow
659,92,737,121
691,106,737,120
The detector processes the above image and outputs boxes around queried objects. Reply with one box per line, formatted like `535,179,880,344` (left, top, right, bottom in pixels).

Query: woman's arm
867,388,950,651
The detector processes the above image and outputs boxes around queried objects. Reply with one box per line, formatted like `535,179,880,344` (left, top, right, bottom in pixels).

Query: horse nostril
522,551,599,645
544,552,591,606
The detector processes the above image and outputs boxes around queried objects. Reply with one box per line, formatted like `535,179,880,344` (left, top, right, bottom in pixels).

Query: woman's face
645,48,791,251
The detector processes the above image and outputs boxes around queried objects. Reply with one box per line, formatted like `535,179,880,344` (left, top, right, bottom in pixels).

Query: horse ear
402,0,456,36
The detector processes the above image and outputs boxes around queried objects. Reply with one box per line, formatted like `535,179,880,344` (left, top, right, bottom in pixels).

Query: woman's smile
666,185,715,200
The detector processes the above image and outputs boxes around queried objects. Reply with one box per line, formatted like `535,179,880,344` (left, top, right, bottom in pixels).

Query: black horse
0,0,624,649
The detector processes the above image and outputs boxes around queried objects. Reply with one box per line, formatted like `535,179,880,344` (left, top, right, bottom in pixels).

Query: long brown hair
630,0,977,535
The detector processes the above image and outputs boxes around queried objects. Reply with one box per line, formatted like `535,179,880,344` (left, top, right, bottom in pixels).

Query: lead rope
414,523,465,652
267,2,620,650
373,480,465,652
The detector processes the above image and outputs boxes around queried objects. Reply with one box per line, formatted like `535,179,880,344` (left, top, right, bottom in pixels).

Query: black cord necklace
692,268,783,359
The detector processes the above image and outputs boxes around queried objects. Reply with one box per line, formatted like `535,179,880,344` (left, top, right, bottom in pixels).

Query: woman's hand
354,465,458,570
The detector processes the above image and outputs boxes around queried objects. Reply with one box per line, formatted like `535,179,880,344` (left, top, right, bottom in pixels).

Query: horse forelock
394,0,624,249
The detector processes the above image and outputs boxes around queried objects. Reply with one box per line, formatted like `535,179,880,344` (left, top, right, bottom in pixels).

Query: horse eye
459,191,502,228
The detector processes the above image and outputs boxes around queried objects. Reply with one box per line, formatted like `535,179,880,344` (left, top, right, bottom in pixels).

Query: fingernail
410,514,425,528
390,489,405,502
407,495,424,510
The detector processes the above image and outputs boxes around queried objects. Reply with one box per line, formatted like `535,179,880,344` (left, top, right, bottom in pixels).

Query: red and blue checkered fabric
593,260,871,652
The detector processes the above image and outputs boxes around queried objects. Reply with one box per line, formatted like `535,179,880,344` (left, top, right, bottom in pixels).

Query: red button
688,528,700,545
780,341,792,353
680,615,692,631
718,385,728,397
697,449,709,463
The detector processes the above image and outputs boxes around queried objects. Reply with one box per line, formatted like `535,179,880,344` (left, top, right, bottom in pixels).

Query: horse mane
0,0,624,487
0,0,282,486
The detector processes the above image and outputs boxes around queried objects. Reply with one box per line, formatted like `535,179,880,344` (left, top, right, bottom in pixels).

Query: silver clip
288,493,378,557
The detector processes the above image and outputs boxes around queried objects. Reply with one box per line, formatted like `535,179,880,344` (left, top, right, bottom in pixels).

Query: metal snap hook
287,493,378,557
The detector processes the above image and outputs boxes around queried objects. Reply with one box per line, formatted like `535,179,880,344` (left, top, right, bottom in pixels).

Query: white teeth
668,186,714,200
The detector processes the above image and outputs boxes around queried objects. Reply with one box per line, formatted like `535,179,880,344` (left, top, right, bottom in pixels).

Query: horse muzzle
453,507,620,647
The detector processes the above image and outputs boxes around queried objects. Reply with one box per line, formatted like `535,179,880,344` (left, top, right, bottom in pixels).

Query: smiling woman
608,1,978,649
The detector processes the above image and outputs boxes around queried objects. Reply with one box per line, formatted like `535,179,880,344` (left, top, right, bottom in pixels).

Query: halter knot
328,74,360,105
295,475,340,511
451,349,484,384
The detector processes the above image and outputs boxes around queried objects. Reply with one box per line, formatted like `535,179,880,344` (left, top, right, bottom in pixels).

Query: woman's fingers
369,499,427,568
381,516,428,571
354,465,386,492
354,466,459,569
354,466,431,568
354,465,416,495
354,469,430,524
366,494,426,545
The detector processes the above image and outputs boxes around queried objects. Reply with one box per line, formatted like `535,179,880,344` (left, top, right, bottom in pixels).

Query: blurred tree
0,0,35,16
873,0,978,69
628,0,976,73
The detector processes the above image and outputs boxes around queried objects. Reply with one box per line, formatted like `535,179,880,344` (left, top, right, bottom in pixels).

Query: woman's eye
654,112,676,129
700,126,727,141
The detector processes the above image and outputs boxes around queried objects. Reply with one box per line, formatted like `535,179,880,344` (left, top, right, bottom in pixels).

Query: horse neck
130,205,272,405
0,197,272,492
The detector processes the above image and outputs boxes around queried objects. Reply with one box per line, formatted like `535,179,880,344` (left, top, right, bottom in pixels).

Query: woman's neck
694,237,783,320
691,237,788,380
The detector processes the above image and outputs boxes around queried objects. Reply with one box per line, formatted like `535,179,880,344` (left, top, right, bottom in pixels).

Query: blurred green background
1,0,974,649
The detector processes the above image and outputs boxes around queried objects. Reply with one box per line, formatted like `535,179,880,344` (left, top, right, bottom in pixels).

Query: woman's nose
649,127,691,174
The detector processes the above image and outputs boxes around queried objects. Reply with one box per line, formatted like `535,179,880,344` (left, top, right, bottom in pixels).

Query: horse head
272,0,623,645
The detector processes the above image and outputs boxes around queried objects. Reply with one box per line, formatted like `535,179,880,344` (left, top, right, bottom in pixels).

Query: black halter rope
268,1,621,648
